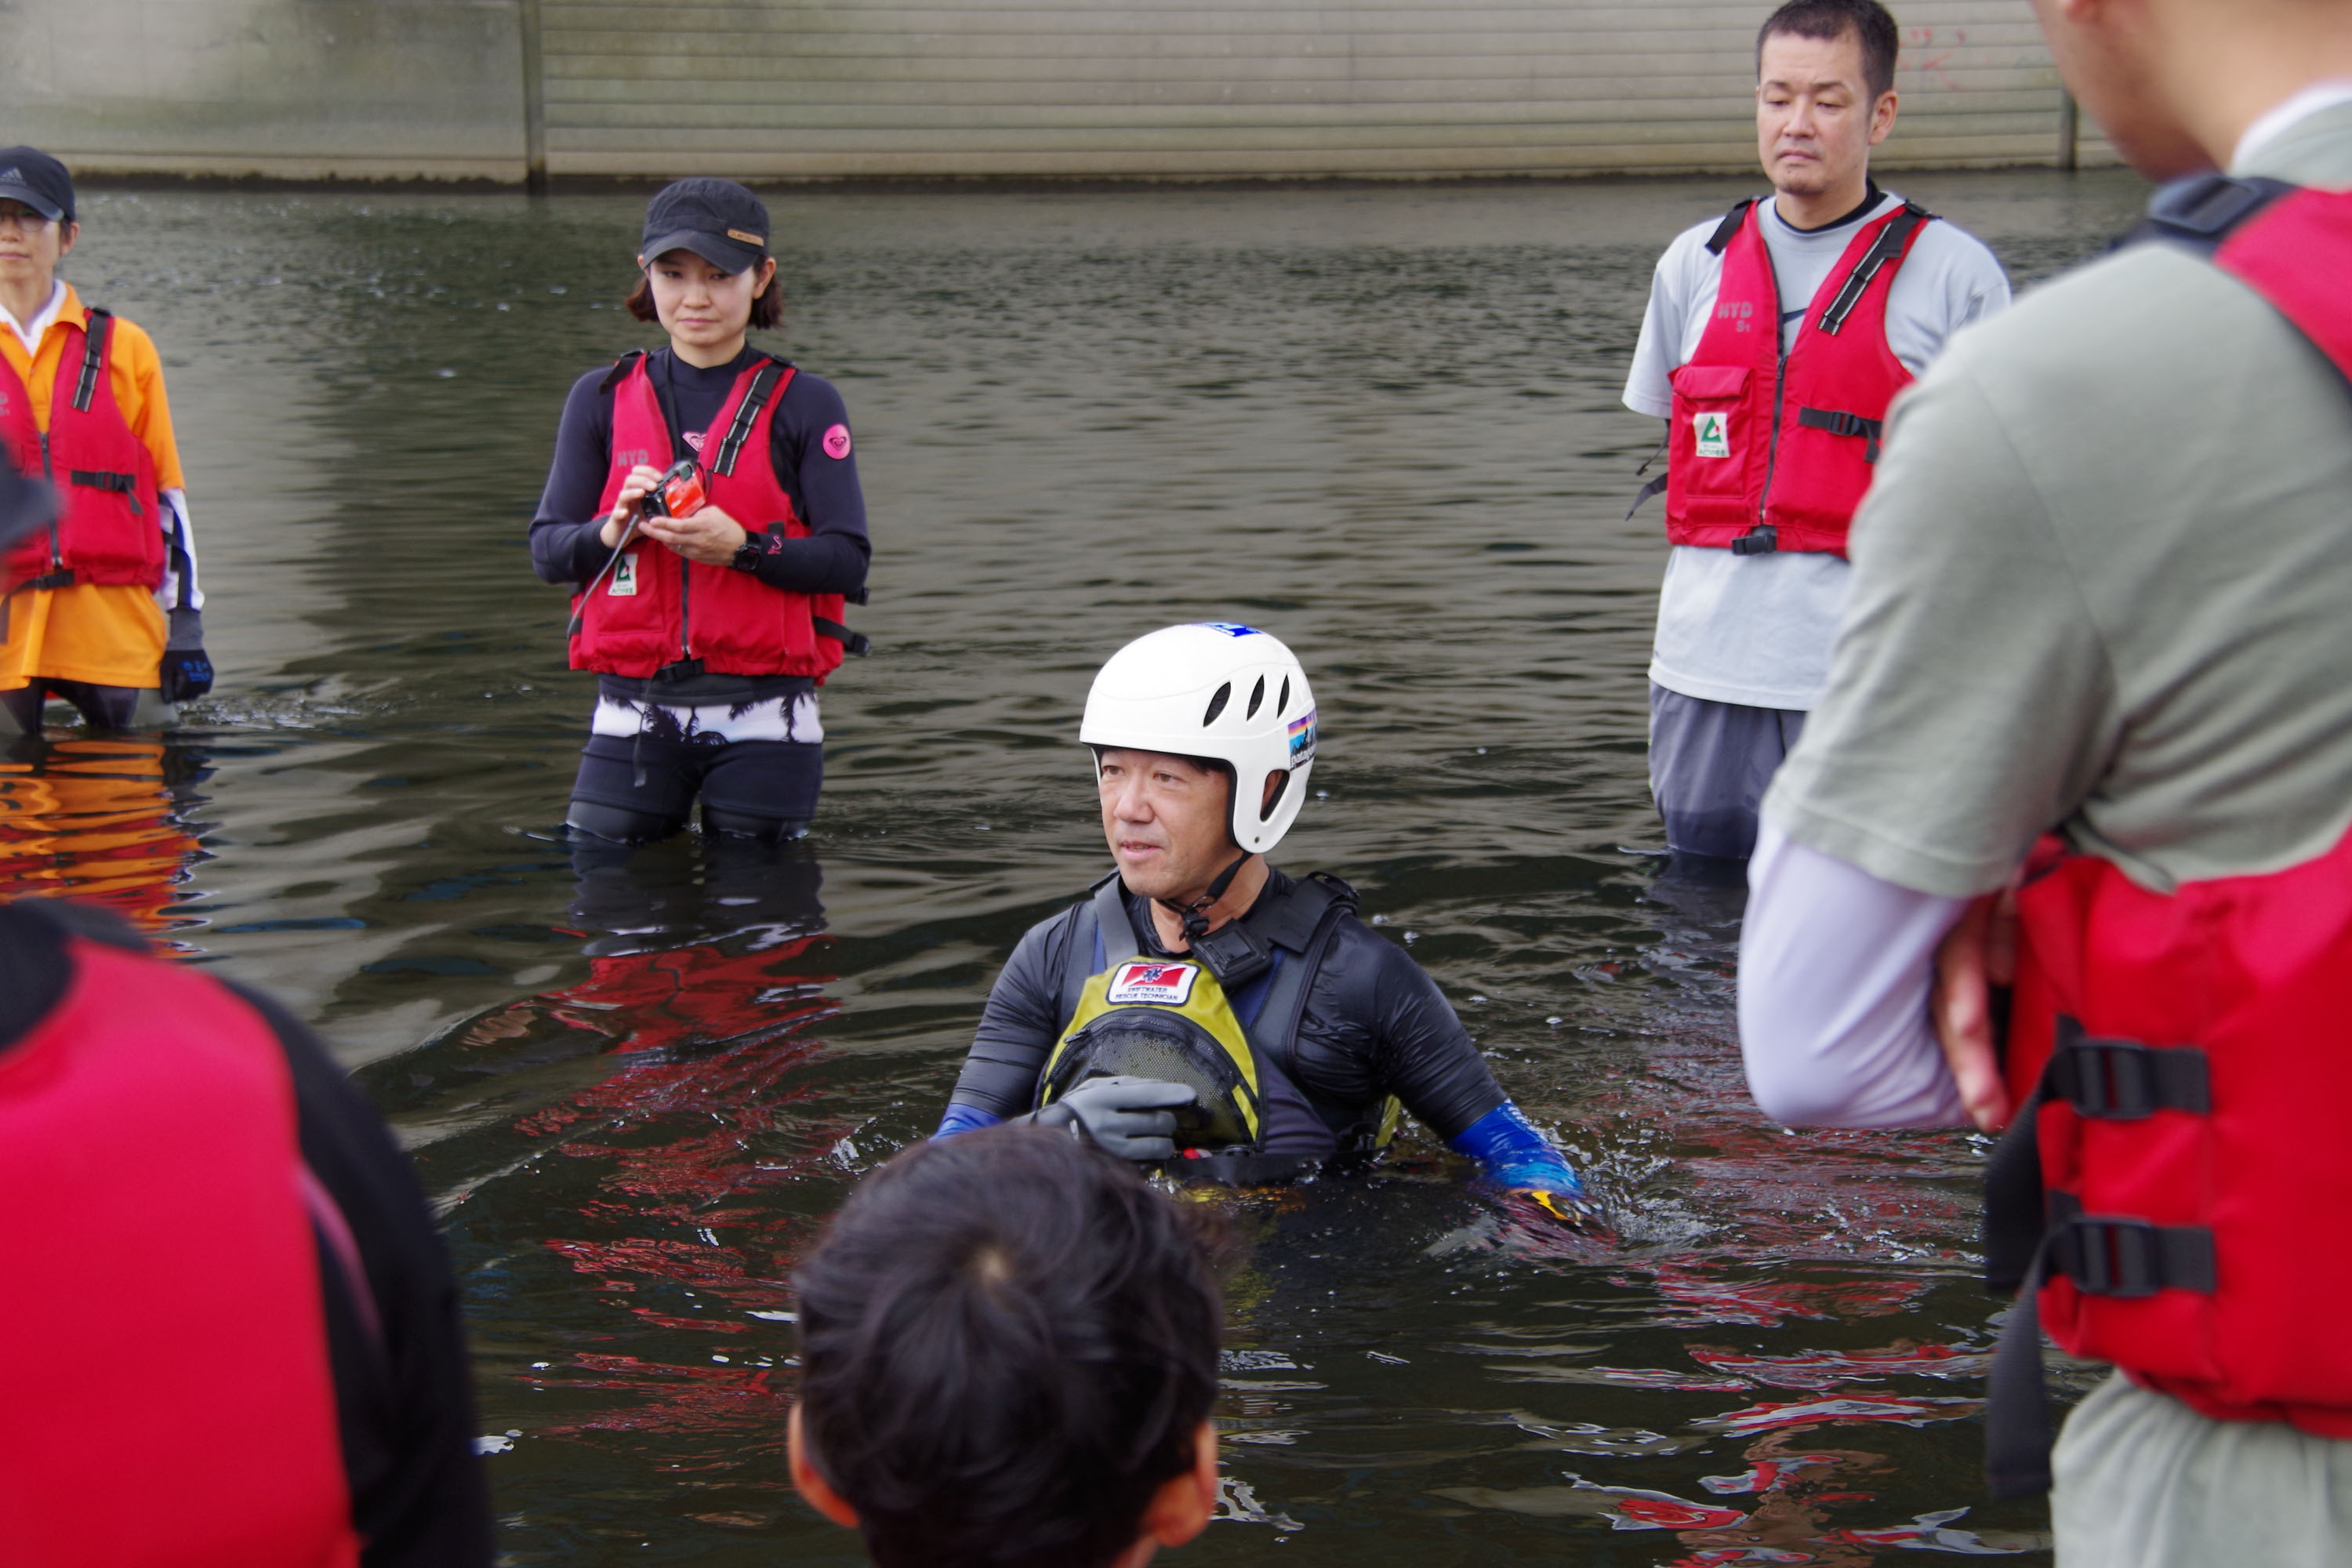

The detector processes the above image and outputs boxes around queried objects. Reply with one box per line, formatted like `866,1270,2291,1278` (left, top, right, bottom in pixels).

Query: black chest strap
1057,870,1354,1070
711,360,783,478
1705,198,1759,256
1816,203,1935,336
71,307,111,414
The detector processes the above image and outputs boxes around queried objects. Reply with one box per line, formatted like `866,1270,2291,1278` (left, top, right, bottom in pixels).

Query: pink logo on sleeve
822,423,853,459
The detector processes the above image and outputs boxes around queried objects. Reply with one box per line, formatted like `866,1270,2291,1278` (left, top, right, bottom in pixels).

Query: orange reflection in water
0,735,201,931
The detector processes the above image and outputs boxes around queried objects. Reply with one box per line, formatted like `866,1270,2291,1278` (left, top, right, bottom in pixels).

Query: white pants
2053,1373,2352,1566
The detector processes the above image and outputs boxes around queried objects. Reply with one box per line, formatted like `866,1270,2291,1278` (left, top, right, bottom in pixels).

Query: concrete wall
1,0,526,181
12,0,2107,184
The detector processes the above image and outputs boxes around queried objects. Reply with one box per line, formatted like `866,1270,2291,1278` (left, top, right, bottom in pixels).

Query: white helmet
1080,623,1318,855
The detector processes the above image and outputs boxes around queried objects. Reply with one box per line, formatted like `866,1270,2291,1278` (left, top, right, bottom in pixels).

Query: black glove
160,608,212,704
1026,1075,1198,1163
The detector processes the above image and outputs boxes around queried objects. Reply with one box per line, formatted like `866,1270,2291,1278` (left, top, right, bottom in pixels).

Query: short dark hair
793,1125,1226,1568
624,267,783,330
1758,0,1901,100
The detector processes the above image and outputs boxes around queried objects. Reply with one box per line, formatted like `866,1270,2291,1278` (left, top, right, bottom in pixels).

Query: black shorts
568,732,822,842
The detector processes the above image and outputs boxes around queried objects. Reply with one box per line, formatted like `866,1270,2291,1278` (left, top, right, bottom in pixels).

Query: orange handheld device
643,459,708,520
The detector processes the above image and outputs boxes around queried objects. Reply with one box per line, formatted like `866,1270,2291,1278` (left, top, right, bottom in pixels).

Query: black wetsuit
948,868,1507,1141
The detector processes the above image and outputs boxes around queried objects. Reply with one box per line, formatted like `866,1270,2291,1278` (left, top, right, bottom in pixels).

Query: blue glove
160,608,212,703
933,1102,1005,1140
1450,1101,1603,1226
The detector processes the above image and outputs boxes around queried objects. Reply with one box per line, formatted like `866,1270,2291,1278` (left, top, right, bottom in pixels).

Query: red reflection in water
1619,1261,1933,1329
1688,1342,1988,1392
467,916,855,1457
536,1353,784,1443
1654,1434,2027,1564
0,737,199,932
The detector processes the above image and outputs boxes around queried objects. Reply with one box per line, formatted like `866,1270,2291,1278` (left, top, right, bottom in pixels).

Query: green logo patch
1693,412,1731,459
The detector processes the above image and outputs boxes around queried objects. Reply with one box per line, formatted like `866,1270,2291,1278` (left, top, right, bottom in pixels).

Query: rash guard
938,869,1583,1196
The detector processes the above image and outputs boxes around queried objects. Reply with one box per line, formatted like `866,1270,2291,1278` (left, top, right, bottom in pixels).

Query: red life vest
0,307,165,591
1664,199,1932,558
568,352,852,684
0,933,360,1566
1987,184,2352,1479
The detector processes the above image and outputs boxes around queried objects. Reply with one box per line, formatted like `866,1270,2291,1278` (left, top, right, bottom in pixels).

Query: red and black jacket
1664,198,1933,558
568,352,858,684
0,307,165,591
1983,175,2352,1498
0,898,493,1566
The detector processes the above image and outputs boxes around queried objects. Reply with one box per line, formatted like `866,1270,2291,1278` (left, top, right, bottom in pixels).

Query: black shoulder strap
1058,871,1136,1032
1239,873,1356,1081
71,307,111,414
1706,198,1759,256
597,349,646,394
2119,172,2298,257
712,359,784,477
1817,203,1936,336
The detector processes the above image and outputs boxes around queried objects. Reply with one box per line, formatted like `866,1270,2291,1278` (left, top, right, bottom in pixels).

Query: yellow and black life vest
1040,869,1397,1184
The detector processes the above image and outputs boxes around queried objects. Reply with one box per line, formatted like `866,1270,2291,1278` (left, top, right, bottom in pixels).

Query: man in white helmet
933,623,1592,1219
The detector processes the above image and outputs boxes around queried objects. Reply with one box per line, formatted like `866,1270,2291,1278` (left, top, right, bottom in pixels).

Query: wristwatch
728,537,764,573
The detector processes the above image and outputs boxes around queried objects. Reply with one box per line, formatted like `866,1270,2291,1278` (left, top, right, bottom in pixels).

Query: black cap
0,147,73,225
641,178,768,275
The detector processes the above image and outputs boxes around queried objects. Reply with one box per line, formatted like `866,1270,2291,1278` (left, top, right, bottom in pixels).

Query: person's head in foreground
790,1123,1225,1568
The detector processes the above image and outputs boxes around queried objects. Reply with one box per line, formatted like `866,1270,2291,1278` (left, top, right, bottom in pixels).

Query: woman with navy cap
530,178,869,846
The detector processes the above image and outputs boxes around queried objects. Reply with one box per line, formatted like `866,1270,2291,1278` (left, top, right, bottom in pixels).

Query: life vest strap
1704,198,1758,256
712,361,783,477
1730,524,1779,556
17,568,74,590
812,615,869,655
71,308,110,414
2125,172,2298,253
2043,1191,2216,1299
1795,406,1885,462
1816,204,1933,336
2047,1016,2210,1120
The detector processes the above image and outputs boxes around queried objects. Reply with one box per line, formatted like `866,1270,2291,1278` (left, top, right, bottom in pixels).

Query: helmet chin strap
1160,851,1254,946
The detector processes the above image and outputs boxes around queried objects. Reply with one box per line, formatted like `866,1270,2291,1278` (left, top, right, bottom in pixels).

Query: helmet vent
1203,682,1231,727
1277,676,1290,714
1246,676,1265,720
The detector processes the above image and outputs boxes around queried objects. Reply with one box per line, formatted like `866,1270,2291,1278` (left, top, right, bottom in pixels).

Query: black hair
1757,0,1901,100
625,264,783,330
793,1125,1227,1568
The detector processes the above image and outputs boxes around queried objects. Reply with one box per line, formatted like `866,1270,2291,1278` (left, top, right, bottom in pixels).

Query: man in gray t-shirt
1737,0,2352,1559
1621,0,2006,866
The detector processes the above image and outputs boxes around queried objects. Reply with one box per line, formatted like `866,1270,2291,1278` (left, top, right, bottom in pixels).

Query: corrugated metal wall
537,0,2104,181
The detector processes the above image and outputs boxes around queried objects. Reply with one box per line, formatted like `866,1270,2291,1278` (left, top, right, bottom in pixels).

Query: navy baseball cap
0,147,73,224
641,178,768,274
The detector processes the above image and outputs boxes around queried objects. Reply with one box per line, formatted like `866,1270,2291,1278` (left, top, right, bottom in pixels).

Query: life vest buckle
2046,1207,2216,1299
2049,1018,2210,1120
1730,525,1779,556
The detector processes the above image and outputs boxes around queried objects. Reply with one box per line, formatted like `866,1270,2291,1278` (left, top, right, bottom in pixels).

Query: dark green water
8,169,2149,1565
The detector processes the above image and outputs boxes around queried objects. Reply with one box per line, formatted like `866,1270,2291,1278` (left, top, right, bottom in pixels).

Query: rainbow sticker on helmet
1196,622,1261,637
1287,709,1317,764
1104,961,1202,1007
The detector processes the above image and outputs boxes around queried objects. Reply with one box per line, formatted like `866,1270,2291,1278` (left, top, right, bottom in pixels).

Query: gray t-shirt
1765,103,2352,898
1624,192,2009,710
